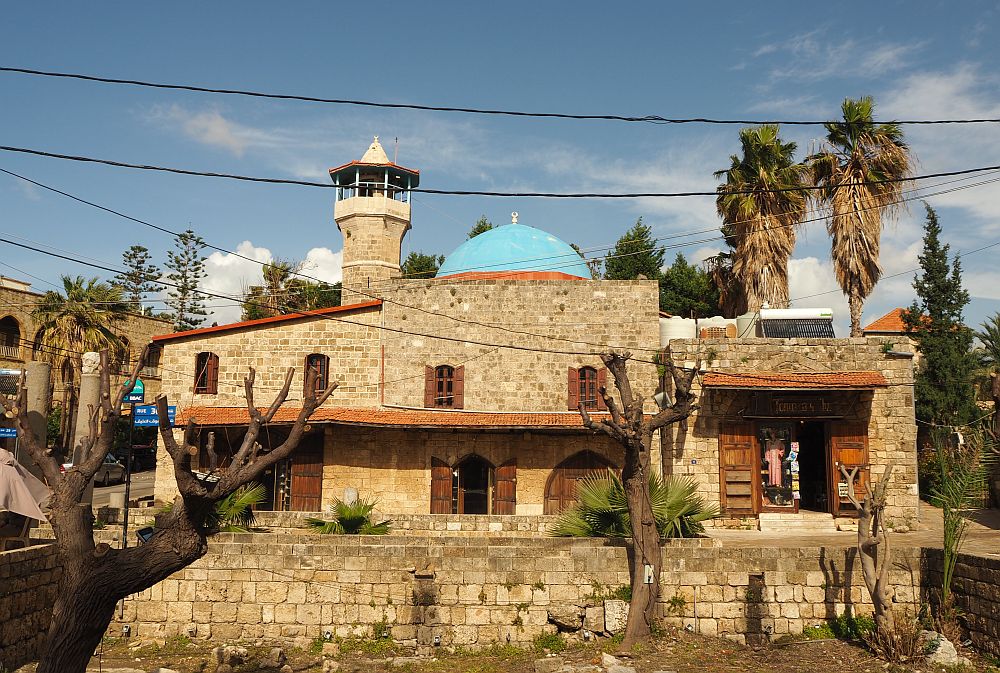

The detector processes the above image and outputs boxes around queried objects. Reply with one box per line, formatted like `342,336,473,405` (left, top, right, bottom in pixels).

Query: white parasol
0,447,50,521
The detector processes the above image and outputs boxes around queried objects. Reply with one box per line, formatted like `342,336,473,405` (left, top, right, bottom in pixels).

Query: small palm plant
158,481,265,533
550,471,718,539
305,497,391,535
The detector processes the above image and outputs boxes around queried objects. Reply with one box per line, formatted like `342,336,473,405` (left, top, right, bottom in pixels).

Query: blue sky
2,2,999,333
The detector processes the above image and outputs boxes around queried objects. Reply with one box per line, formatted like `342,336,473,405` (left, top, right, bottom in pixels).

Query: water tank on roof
659,317,697,346
759,308,833,321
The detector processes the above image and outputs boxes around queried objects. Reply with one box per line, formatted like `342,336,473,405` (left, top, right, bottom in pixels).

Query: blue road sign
0,427,17,438
132,404,177,427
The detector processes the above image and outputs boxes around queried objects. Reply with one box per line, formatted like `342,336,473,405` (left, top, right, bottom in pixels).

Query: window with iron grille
304,353,330,395
435,365,455,407
579,366,599,410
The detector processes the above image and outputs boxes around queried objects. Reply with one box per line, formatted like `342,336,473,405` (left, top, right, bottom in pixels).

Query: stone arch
0,315,21,359
544,450,619,515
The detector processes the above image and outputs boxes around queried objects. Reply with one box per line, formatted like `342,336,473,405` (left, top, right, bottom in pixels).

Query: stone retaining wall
922,548,1000,656
0,544,60,671
113,533,924,647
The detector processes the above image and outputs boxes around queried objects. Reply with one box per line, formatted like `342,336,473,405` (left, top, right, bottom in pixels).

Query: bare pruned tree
1,346,337,673
839,462,895,632
577,350,699,650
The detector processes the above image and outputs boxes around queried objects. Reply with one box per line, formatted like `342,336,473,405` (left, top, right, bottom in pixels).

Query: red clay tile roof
151,300,382,343
178,406,608,429
862,308,911,334
702,371,888,389
327,160,420,176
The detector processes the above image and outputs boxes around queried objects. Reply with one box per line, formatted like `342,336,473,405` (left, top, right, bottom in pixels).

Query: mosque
151,138,920,530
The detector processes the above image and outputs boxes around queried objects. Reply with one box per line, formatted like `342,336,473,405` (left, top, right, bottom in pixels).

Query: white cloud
13,179,41,201
753,29,924,82
146,105,289,157
788,256,850,336
302,247,343,284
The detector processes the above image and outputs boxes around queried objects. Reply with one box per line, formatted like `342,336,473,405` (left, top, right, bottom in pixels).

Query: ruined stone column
22,361,51,480
71,352,101,503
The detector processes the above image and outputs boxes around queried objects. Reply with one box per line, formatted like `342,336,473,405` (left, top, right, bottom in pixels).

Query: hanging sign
124,378,145,404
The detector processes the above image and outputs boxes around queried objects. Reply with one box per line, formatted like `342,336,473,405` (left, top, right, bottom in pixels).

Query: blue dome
437,224,591,279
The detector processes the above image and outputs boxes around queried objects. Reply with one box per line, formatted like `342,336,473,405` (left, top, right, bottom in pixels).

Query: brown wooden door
430,457,452,514
493,459,517,514
544,451,616,514
289,434,323,511
829,423,869,516
719,422,756,515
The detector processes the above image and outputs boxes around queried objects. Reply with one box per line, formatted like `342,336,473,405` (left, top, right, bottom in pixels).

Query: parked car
95,453,126,487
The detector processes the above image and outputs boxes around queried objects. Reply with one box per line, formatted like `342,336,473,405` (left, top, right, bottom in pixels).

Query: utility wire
4,65,1000,126
3,144,1000,197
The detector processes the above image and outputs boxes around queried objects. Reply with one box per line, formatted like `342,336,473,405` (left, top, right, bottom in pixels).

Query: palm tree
33,276,129,369
715,125,810,313
975,313,1000,438
809,96,914,336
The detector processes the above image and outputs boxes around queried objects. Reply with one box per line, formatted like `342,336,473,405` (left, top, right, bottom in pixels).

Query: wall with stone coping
0,544,60,671
666,338,919,526
110,533,926,647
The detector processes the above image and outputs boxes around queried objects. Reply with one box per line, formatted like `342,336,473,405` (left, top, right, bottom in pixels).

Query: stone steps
757,511,838,534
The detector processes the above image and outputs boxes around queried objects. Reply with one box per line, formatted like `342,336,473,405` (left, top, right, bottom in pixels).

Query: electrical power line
4,65,1000,127
3,144,1000,198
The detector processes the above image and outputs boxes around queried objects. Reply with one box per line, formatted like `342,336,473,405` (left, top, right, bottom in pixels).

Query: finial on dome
511,211,519,225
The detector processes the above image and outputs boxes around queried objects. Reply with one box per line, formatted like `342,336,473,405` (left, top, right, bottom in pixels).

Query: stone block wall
112,533,924,647
0,544,60,671
922,548,1000,656
322,426,626,515
381,279,661,411
667,338,919,526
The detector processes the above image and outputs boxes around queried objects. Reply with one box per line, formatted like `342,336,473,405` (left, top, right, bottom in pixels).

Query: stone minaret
330,137,419,305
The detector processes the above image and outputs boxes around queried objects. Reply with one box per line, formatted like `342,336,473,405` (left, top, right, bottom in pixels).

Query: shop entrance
455,455,492,514
796,421,828,512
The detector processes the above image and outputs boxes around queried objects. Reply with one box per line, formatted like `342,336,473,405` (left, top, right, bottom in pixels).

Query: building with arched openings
151,137,919,529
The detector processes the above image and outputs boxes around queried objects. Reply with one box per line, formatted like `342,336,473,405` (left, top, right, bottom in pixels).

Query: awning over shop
178,406,607,431
702,371,888,390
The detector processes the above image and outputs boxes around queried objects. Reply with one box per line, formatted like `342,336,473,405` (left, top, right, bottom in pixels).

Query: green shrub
549,471,718,539
801,614,875,641
305,497,391,535
213,483,266,532
532,632,566,653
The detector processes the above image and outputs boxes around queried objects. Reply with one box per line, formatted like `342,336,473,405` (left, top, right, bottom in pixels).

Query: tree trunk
620,433,662,651
849,289,864,337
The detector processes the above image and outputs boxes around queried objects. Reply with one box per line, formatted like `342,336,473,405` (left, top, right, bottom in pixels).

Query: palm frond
306,496,391,535
215,482,266,532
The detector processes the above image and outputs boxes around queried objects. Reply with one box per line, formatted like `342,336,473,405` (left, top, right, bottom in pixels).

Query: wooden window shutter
303,355,312,397
596,368,608,411
423,366,435,408
493,458,517,515
719,422,755,515
206,353,219,394
567,367,579,410
453,365,465,409
430,457,452,514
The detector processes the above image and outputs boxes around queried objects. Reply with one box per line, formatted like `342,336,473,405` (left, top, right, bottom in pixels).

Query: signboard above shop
132,404,176,427
744,391,856,419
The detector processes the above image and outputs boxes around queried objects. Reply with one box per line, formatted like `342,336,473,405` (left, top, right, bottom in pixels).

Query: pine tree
113,245,161,314
903,204,977,426
604,218,665,281
400,251,445,278
467,216,494,239
165,229,208,331
660,253,720,317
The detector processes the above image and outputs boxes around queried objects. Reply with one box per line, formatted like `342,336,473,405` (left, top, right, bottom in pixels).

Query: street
91,470,155,509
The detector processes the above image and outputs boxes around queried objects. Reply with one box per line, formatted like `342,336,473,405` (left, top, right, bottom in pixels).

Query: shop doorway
796,421,828,512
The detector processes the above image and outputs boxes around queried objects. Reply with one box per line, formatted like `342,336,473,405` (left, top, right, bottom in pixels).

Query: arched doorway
544,450,618,514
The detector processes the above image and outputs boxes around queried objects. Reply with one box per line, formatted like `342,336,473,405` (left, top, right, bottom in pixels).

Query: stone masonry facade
667,337,920,527
0,544,62,671
321,426,626,515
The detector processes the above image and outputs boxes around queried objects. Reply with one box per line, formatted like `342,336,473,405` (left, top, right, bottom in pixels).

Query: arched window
194,352,219,394
142,345,162,378
424,364,465,409
578,366,598,411
0,316,21,360
304,353,330,395
544,451,619,514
